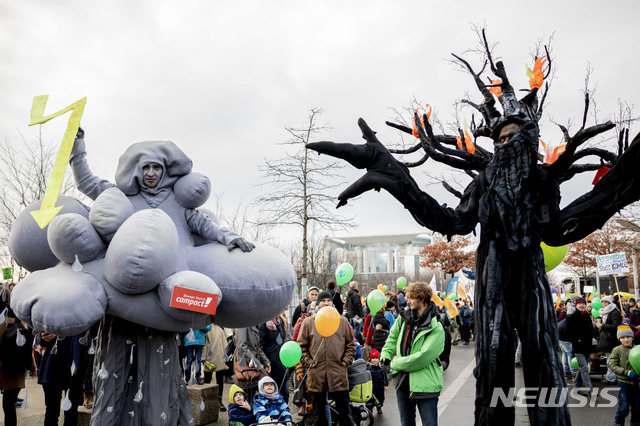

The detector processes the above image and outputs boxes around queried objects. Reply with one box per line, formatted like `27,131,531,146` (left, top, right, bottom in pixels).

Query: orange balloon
314,306,340,337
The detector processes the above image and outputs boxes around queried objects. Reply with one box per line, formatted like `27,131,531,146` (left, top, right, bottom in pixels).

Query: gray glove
227,238,255,252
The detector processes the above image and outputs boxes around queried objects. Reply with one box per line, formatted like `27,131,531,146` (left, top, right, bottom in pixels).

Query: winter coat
327,289,344,315
184,325,212,347
0,316,33,391
259,318,290,380
384,310,396,328
630,309,640,343
368,364,388,391
609,343,636,385
292,297,312,327
297,315,356,392
397,292,407,310
37,333,83,386
564,310,594,355
228,403,255,425
234,326,270,370
362,314,374,346
252,392,292,423
202,324,228,373
380,303,445,398
372,311,390,351
597,305,622,352
346,289,364,319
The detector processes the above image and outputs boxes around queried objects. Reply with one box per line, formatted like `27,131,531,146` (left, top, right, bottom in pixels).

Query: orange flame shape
412,104,433,138
526,56,547,90
456,128,475,154
488,79,502,97
540,138,566,164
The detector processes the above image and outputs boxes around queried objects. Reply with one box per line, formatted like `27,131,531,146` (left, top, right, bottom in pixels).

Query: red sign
170,286,219,315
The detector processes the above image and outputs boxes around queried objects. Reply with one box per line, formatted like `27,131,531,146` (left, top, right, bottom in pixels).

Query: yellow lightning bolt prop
28,95,87,228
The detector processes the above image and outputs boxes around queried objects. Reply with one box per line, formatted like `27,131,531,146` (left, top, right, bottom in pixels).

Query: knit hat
623,318,631,326
602,296,614,305
369,349,380,359
228,384,247,405
617,325,634,339
630,298,636,304
574,297,586,305
386,301,395,309
317,290,333,303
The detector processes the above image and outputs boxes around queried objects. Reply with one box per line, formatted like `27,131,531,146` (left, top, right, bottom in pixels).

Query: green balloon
279,341,302,368
592,297,602,311
541,242,569,272
367,289,386,314
570,357,579,369
449,293,456,300
383,285,388,292
630,346,640,373
335,263,354,287
591,308,600,318
396,276,407,290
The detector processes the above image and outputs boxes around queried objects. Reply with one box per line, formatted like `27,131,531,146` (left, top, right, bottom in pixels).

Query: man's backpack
0,321,33,372
435,315,452,370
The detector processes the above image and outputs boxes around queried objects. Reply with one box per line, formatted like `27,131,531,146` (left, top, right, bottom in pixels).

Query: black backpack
435,315,452,370
1,321,33,372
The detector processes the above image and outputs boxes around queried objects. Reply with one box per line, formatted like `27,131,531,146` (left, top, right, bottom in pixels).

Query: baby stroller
301,359,375,426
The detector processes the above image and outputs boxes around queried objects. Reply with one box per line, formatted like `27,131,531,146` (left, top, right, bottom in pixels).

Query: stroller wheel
355,406,375,426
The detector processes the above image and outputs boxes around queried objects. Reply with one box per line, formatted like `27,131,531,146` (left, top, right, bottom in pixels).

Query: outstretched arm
185,209,254,252
306,118,479,237
69,128,115,200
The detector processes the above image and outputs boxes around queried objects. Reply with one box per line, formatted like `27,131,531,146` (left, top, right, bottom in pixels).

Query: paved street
2,341,621,425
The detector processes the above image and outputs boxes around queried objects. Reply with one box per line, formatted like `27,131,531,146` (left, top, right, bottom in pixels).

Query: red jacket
362,313,374,346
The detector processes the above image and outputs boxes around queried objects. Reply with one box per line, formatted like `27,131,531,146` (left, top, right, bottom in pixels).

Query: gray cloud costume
9,136,296,425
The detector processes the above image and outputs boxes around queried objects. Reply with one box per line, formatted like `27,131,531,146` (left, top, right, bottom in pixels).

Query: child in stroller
301,359,375,426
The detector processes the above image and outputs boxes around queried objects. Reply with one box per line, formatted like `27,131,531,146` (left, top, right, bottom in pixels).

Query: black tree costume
306,40,640,426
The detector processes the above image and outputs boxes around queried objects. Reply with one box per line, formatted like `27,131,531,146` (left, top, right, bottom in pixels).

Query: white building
323,233,433,281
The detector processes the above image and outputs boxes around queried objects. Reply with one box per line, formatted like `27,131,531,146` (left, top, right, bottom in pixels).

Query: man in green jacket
380,282,445,426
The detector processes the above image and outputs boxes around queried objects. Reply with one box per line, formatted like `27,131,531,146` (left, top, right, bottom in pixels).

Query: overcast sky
1,0,639,244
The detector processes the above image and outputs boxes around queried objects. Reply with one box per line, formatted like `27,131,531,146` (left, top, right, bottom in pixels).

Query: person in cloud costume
8,129,297,425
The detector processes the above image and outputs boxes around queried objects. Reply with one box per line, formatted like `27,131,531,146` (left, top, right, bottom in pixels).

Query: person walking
0,290,35,426
597,296,623,384
259,311,291,403
346,281,365,341
38,332,85,426
184,324,212,385
380,282,445,426
608,325,640,426
202,323,230,411
565,297,595,396
297,290,356,425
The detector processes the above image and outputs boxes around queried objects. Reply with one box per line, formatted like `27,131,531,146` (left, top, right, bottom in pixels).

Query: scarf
600,302,617,324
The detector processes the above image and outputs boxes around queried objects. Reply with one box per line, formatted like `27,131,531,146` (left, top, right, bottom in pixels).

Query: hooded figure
252,376,292,423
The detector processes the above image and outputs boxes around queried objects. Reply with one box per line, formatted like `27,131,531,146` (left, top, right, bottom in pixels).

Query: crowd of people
558,293,640,425
0,276,470,426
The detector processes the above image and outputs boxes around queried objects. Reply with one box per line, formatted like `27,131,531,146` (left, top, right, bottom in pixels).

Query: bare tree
0,129,81,279
563,218,634,287
207,191,273,244
255,108,355,295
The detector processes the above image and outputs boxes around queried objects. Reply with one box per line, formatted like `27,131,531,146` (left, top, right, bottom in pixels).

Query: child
228,384,256,426
366,349,388,414
609,325,640,426
252,376,293,425
183,325,211,385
